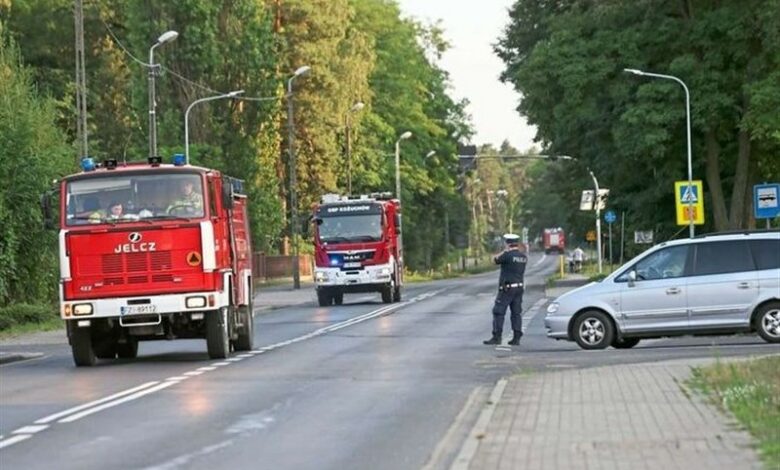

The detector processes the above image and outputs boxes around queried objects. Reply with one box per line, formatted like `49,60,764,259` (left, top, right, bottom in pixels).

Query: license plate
343,262,361,268
121,305,157,316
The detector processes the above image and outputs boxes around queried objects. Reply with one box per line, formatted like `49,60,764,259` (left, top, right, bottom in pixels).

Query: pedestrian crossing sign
674,180,704,225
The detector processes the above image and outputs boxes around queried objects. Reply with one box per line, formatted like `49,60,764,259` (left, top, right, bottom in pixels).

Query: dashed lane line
0,287,447,450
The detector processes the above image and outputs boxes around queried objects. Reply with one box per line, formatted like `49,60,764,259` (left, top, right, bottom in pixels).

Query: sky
397,0,537,152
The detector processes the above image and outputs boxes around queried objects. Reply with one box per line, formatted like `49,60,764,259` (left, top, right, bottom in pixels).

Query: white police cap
503,233,520,243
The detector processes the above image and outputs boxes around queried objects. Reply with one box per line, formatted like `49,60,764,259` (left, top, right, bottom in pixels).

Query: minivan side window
632,245,689,281
749,239,780,270
693,241,754,275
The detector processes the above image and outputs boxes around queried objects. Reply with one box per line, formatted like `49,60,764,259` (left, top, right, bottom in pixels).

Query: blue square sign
754,183,780,219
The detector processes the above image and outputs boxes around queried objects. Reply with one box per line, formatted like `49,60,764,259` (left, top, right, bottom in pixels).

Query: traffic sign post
604,210,616,266
754,183,780,229
674,180,704,229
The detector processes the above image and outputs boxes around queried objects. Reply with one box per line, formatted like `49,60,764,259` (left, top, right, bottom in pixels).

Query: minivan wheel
755,302,780,344
612,337,641,349
573,311,614,350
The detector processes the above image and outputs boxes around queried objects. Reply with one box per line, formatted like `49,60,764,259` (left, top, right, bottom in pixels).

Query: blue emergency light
173,153,186,166
80,157,96,172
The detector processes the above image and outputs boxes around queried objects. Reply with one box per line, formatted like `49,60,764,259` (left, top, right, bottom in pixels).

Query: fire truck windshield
318,214,383,243
65,172,205,226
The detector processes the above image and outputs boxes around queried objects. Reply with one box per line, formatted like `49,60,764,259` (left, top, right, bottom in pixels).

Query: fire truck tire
117,338,139,358
71,325,96,367
207,307,230,359
93,338,117,359
393,285,402,302
333,293,344,305
381,284,393,304
234,305,254,351
317,290,332,307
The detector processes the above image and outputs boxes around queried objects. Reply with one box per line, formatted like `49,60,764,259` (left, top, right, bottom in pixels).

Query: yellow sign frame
674,180,704,225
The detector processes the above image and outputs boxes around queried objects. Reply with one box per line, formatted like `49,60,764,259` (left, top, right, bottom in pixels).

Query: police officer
483,233,527,346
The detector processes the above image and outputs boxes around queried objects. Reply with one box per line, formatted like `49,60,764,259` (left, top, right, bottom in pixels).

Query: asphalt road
0,253,775,469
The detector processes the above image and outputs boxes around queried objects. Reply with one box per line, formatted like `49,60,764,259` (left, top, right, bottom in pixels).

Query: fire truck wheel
234,305,254,351
206,307,230,359
71,324,96,367
381,284,393,304
393,285,402,302
117,337,139,358
317,290,332,307
93,337,117,359
333,293,344,305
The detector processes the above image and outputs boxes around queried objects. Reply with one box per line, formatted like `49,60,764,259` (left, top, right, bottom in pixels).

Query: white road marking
0,435,32,449
532,253,548,267
522,298,548,333
450,379,508,470
4,288,446,451
12,425,48,435
59,381,178,423
35,381,160,424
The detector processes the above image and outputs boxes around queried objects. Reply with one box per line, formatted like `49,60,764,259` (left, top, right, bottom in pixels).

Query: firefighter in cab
483,233,527,346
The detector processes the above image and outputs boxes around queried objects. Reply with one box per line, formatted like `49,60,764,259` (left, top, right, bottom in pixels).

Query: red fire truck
543,227,566,254
311,193,402,306
42,156,254,366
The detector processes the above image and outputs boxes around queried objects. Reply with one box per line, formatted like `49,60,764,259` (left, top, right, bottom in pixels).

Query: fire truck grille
102,254,123,274
151,251,172,271
152,274,174,283
128,275,147,284
127,253,147,272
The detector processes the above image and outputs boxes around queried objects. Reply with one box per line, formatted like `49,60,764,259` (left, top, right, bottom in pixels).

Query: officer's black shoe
482,335,501,345
507,335,522,346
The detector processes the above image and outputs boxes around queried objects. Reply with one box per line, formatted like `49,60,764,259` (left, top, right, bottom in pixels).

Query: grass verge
0,303,62,339
689,356,780,468
405,264,497,283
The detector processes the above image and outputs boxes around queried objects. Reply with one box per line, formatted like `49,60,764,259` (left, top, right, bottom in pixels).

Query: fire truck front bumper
314,264,393,288
59,290,229,321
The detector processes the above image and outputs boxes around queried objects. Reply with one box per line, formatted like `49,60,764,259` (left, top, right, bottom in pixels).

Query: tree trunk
728,130,751,229
704,130,729,231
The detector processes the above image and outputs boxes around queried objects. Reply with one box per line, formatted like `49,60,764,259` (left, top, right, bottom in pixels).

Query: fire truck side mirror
394,214,401,233
221,179,234,210
40,189,56,230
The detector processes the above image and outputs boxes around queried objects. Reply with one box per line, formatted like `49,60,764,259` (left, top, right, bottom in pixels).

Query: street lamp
394,131,413,205
287,65,311,290
148,30,178,160
425,150,436,159
624,68,694,238
185,90,244,165
588,168,603,274
345,101,365,194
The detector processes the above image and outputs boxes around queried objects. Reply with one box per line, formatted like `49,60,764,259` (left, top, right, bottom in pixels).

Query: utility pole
74,0,88,163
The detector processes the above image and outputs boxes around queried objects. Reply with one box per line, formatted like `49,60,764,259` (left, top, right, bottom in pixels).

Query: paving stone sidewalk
466,358,763,470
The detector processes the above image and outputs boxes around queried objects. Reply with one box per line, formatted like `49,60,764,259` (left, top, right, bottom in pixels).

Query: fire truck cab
311,193,402,306
43,156,254,366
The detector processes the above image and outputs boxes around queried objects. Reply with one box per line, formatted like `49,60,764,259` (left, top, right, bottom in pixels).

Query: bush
0,303,58,331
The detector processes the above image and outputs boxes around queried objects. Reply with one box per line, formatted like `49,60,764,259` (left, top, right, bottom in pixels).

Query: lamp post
394,131,412,271
185,90,244,165
148,30,178,160
624,68,694,238
588,168,603,274
345,101,365,194
287,65,310,290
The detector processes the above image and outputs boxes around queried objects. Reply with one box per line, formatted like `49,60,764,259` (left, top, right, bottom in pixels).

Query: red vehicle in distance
543,227,566,254
42,156,254,366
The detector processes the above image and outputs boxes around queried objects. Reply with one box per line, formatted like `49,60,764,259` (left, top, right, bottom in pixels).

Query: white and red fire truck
42,156,254,366
311,193,402,306
543,227,566,254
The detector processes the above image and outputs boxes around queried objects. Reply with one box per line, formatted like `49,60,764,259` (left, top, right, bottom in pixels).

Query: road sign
586,230,596,242
674,180,704,225
604,210,616,224
634,230,653,244
754,183,780,219
580,189,610,211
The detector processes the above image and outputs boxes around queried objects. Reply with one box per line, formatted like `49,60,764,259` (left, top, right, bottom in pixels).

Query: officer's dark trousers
492,287,523,337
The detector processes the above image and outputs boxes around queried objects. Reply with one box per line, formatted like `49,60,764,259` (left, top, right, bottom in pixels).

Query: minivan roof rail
693,229,779,239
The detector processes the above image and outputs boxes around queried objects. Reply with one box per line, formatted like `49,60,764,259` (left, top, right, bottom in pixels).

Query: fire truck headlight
315,271,327,282
73,303,93,316
379,267,391,277
186,296,207,308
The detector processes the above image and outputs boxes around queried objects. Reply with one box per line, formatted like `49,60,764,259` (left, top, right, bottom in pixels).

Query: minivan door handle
665,287,681,295
737,282,750,290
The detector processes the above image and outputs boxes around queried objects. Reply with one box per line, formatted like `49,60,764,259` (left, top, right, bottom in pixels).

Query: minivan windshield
65,172,205,226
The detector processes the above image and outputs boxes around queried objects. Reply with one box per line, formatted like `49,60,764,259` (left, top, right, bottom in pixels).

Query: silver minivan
544,231,780,349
